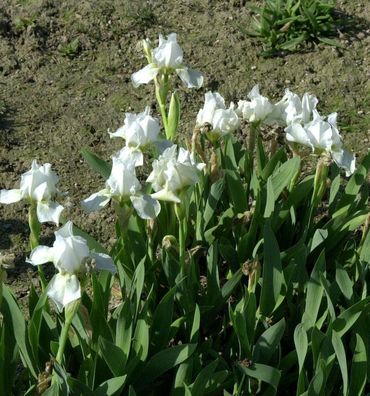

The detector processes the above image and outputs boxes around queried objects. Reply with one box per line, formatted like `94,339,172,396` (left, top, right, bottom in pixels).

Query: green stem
175,203,186,273
289,152,302,192
52,300,80,386
304,158,329,240
28,203,47,291
249,122,258,154
155,73,170,138
28,203,40,249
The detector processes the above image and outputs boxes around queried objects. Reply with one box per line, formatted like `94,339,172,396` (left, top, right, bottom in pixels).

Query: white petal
32,182,49,201
47,273,81,312
131,64,159,87
36,201,64,225
151,189,181,203
176,67,203,88
55,221,74,238
285,123,313,149
0,189,22,204
91,252,116,273
26,246,55,266
116,147,144,167
131,194,161,219
332,148,356,176
81,190,111,213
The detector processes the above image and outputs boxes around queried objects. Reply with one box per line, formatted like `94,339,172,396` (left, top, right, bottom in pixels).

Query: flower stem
174,203,186,273
155,74,170,138
28,203,47,291
53,300,80,380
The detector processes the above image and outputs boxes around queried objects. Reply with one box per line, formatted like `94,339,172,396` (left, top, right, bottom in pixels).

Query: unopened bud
142,38,152,63
162,235,178,252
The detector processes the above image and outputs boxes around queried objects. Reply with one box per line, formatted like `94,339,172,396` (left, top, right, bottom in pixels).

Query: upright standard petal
27,245,55,265
0,189,22,204
36,201,64,225
130,194,161,219
131,64,159,88
47,273,81,312
176,67,203,89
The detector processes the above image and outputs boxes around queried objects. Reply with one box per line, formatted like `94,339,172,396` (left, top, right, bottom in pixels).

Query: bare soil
0,0,369,303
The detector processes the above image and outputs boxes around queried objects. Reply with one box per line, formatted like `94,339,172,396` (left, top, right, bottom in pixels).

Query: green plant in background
57,38,80,59
0,32,369,395
246,0,341,56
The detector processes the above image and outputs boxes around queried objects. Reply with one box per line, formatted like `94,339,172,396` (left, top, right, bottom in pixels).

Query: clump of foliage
247,0,340,56
0,32,369,395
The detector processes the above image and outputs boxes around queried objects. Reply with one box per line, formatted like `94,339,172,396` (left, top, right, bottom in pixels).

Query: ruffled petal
130,194,161,219
131,64,159,88
26,245,55,265
36,201,64,225
0,189,22,204
176,67,203,88
47,273,81,312
91,252,116,273
81,190,111,213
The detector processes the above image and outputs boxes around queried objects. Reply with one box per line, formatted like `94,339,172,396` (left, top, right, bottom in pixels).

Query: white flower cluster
196,85,355,175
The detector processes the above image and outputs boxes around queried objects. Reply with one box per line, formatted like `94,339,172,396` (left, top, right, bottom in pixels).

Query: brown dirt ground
0,0,369,303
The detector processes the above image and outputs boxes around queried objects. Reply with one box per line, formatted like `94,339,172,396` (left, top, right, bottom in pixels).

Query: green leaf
137,344,197,387
359,231,370,263
331,331,348,395
151,286,176,352
253,318,286,364
264,177,275,218
294,324,308,373
221,269,243,300
270,156,301,200
81,148,111,180
237,363,281,392
260,222,284,316
335,264,353,301
190,304,200,344
302,250,325,330
261,148,285,181
98,337,126,377
204,370,229,394
28,290,48,367
203,179,225,230
93,376,127,396
348,333,367,396
115,300,132,363
225,169,247,213
332,297,370,337
68,378,94,396
317,37,344,48
191,360,219,396
2,285,37,379
307,359,326,396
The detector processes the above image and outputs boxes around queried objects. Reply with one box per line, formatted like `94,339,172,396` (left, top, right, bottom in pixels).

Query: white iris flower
197,92,240,138
82,155,160,219
286,112,356,176
147,145,205,203
0,160,64,225
131,33,203,89
27,221,115,311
